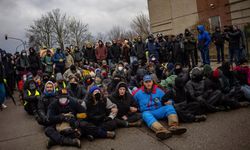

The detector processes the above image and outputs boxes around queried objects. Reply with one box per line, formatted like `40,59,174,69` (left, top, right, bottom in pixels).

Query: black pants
24,101,38,115
184,49,195,68
175,101,207,123
45,121,108,144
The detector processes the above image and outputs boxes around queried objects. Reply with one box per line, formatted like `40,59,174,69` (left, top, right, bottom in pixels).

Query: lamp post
4,34,26,51
15,43,23,52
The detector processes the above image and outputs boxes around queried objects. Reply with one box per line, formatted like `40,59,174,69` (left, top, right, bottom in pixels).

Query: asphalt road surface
1,91,250,150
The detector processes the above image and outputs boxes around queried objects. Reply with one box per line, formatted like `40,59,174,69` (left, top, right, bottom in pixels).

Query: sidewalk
0,93,250,150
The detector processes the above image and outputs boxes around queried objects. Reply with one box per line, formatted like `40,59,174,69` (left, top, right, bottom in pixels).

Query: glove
103,116,112,122
70,119,80,129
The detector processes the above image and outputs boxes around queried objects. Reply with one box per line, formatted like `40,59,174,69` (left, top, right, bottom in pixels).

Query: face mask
175,68,182,75
94,93,101,101
118,66,123,71
29,83,36,90
70,83,77,89
22,53,26,56
59,97,69,106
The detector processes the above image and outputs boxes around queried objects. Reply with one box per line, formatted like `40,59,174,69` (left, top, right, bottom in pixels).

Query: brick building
148,0,250,56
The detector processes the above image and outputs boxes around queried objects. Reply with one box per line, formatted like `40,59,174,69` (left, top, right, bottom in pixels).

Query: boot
46,139,57,149
106,131,116,139
194,115,207,122
128,120,143,127
151,122,172,140
61,138,81,148
86,135,95,141
168,114,187,135
239,101,250,107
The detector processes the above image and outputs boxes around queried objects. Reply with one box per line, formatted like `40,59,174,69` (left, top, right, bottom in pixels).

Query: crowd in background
0,24,249,148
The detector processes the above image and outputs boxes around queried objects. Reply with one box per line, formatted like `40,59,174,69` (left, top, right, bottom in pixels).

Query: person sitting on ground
133,75,187,140
55,73,67,91
83,86,122,132
63,65,81,82
37,81,57,126
109,82,142,127
67,76,87,103
23,79,41,118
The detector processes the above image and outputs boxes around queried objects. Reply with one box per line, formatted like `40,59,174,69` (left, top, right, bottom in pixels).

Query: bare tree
130,13,151,39
67,17,88,48
26,14,54,48
107,25,126,41
48,9,69,49
124,30,137,41
95,32,107,42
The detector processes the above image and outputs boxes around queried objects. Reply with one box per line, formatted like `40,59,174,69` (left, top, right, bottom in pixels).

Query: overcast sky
0,0,148,53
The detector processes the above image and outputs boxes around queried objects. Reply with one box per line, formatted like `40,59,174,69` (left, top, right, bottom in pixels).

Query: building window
209,16,221,31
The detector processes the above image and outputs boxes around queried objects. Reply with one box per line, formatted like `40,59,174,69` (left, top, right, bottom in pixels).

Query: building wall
229,0,250,25
196,0,231,30
148,0,173,34
170,0,199,34
147,0,198,35
148,0,250,35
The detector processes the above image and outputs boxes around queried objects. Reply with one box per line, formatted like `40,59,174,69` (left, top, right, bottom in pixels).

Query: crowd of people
0,24,249,148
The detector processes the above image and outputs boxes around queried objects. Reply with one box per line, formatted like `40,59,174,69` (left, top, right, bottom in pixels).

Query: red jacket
95,46,107,61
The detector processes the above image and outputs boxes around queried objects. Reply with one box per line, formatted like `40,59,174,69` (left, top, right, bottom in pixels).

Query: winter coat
65,54,74,69
84,48,96,62
212,31,225,46
197,25,211,50
134,42,146,59
47,98,86,125
110,44,121,61
28,53,41,71
109,82,138,118
132,85,165,112
73,50,83,62
52,51,65,67
95,46,107,61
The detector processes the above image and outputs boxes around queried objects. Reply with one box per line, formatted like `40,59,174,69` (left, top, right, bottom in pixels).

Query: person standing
212,26,225,64
197,25,211,65
95,40,107,64
184,29,196,68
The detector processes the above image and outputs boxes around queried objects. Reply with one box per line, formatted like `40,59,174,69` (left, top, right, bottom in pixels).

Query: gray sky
0,0,148,53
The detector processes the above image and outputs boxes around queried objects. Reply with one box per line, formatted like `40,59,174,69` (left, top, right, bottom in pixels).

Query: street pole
4,34,26,51
16,43,23,52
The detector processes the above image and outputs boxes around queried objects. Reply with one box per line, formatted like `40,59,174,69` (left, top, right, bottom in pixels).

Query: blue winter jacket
52,51,65,66
197,25,211,49
132,85,166,112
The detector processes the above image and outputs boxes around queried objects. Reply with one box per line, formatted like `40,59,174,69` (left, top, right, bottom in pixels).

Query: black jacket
109,83,137,118
134,42,145,59
212,31,225,45
84,48,96,62
110,44,121,60
47,98,86,125
37,95,57,125
28,53,41,70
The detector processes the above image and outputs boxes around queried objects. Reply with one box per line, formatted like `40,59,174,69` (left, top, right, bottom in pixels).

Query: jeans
216,44,224,63
200,47,210,65
229,47,240,65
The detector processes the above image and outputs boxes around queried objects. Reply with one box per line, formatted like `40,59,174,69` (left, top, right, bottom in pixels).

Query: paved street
0,92,250,150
